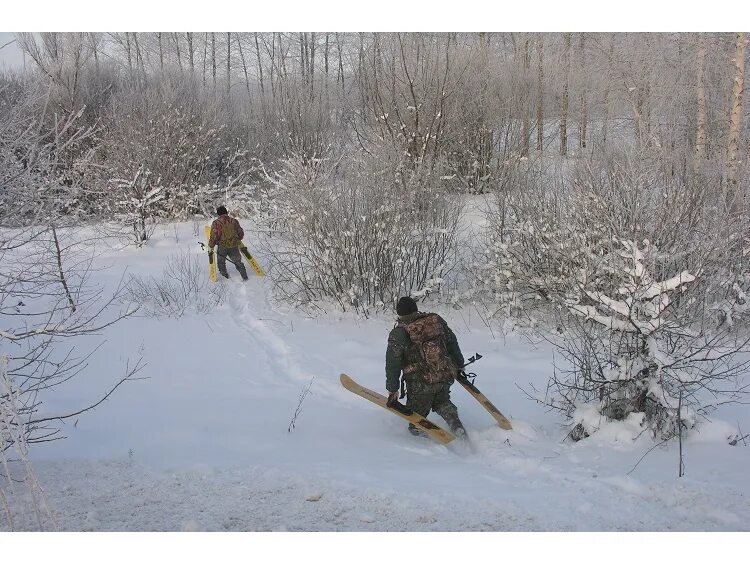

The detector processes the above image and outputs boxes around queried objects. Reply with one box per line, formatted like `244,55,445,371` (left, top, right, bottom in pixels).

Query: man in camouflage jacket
209,205,249,281
385,296,467,437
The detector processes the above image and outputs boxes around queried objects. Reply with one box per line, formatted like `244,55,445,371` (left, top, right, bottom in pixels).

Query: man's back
386,311,464,391
210,214,243,248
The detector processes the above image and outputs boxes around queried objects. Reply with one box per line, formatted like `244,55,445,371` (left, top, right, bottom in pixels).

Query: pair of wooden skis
203,225,265,282
340,366,512,445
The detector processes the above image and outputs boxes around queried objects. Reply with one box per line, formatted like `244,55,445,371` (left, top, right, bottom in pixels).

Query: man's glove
386,391,399,407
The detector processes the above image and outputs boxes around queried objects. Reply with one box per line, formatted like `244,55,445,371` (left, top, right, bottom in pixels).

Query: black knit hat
396,296,418,316
217,205,228,216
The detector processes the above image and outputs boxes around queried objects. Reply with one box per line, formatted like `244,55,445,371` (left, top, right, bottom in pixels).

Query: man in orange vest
208,205,249,281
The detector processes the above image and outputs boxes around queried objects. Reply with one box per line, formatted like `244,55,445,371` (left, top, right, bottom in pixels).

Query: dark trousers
217,246,248,280
406,380,463,431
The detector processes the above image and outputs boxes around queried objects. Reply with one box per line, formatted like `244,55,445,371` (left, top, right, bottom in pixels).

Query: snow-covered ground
2,221,749,531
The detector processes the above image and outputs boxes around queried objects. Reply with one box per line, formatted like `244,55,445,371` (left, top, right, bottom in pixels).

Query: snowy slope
3,222,750,531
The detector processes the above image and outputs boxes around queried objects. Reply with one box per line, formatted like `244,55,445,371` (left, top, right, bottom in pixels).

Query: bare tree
601,34,614,148
226,32,231,95
521,35,530,157
236,33,252,103
537,33,544,152
560,33,571,156
187,32,195,74
157,32,164,70
16,33,94,114
211,32,216,87
254,32,265,96
173,32,182,71
726,32,746,187
694,33,708,175
578,33,587,149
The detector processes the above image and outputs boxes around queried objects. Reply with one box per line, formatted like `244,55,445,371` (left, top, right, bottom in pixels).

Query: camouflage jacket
385,312,464,393
209,215,244,249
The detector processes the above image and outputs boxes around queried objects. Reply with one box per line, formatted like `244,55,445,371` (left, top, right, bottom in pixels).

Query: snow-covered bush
478,150,750,439
468,158,574,323
125,250,226,318
0,78,97,225
96,79,250,240
553,239,749,440
260,149,462,314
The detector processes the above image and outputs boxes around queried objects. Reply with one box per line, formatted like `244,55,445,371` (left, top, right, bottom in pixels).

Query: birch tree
537,33,544,152
521,35,530,157
560,33,571,156
578,33,587,150
726,32,746,187
694,33,708,175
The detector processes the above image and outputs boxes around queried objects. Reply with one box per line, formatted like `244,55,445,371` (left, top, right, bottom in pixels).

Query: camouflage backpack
217,216,241,248
399,313,458,385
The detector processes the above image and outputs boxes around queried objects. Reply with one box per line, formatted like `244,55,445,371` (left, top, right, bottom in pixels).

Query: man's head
216,205,228,216
396,296,418,316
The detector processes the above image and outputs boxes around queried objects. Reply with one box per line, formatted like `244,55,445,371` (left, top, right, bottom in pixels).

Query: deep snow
2,221,749,531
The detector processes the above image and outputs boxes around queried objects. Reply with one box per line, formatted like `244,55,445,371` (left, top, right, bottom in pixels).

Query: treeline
1,33,747,228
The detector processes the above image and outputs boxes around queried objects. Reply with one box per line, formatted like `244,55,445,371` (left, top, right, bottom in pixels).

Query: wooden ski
455,373,512,430
204,225,217,282
239,243,266,276
339,374,455,444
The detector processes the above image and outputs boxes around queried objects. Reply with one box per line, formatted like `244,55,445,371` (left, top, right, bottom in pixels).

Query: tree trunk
727,32,745,186
125,32,132,70
694,33,707,175
237,34,252,102
158,32,164,70
202,33,207,84
324,32,330,104
324,33,330,76
278,32,288,80
310,31,316,85
634,34,653,149
537,33,544,152
336,32,345,92
521,36,530,157
174,33,182,71
602,36,613,147
578,33,587,149
300,33,306,82
187,32,195,73
560,33,571,156
254,33,265,96
91,33,100,75
132,33,146,83
211,32,217,87
226,32,231,95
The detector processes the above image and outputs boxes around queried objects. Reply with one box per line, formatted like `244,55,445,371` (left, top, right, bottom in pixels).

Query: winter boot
447,418,468,439
408,424,426,438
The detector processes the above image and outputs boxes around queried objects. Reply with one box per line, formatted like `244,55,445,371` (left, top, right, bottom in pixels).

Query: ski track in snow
226,280,342,399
